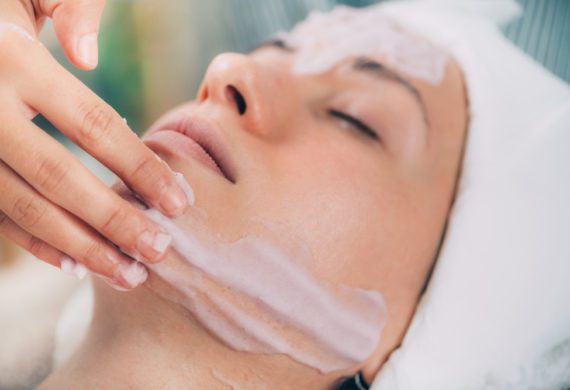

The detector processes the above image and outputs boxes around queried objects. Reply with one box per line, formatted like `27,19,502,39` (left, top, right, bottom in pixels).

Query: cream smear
140,174,387,374
60,256,88,280
0,23,35,42
282,5,448,85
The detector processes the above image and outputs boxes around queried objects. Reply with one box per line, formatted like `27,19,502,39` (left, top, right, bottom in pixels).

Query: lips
144,115,236,184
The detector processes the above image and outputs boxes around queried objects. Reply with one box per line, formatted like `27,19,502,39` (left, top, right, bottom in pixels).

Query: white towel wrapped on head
370,1,570,389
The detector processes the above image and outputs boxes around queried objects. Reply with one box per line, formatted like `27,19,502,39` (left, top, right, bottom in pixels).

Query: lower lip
144,130,226,179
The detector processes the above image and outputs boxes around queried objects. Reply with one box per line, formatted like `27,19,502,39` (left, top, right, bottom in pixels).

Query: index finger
21,45,189,217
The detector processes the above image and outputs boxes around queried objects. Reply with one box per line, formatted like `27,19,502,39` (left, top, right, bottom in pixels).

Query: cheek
244,140,404,287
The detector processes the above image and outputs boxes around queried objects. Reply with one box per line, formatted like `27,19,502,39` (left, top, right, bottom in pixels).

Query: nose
197,53,285,138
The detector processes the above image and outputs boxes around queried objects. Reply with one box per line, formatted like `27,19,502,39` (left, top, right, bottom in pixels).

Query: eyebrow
352,57,429,128
253,39,430,127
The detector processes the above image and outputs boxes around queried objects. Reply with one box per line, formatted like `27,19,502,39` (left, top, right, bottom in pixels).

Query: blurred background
1,0,569,388
27,0,570,185
35,0,570,141
25,0,570,184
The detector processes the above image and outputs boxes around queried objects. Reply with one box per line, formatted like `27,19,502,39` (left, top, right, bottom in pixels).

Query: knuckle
77,101,115,146
100,206,129,238
82,241,102,266
131,155,164,193
0,211,8,228
12,195,47,229
27,235,45,256
33,157,69,193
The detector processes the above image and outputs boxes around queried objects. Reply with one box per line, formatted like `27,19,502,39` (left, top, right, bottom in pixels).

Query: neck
41,278,341,389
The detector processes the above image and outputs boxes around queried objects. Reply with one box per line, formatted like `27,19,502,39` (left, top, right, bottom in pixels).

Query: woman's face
121,27,467,377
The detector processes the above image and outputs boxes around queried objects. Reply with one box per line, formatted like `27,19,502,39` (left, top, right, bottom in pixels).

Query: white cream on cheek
282,5,448,86
142,174,387,374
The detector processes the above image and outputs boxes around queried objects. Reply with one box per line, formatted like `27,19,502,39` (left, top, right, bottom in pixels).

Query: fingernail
116,261,148,288
137,230,172,262
77,33,98,67
106,250,121,265
100,276,131,292
60,256,75,275
60,256,88,280
158,184,188,215
74,263,88,280
173,172,195,206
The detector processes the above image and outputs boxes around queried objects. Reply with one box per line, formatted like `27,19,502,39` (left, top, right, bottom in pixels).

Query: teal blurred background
35,0,570,158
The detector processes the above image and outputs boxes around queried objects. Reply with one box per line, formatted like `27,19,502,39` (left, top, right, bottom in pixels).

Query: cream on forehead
282,5,448,85
139,175,387,374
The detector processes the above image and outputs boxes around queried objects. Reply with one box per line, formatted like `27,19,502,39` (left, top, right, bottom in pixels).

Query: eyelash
328,109,379,140
259,38,292,52
268,38,288,49
258,41,379,141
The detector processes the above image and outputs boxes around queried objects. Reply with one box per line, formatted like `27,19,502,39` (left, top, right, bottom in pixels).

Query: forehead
280,5,448,87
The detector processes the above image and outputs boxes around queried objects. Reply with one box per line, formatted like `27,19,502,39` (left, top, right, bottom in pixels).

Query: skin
41,25,468,389
0,0,189,289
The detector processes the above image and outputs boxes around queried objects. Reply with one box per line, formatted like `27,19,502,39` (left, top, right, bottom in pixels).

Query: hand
0,0,189,290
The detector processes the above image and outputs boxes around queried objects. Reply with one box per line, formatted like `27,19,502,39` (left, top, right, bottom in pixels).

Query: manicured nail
60,256,75,275
117,261,148,288
106,250,121,265
158,184,188,215
173,172,195,206
137,230,172,262
60,256,88,280
100,276,131,292
74,263,88,280
77,33,98,67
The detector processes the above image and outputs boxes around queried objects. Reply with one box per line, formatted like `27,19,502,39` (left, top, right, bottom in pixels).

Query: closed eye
252,37,294,53
328,109,379,140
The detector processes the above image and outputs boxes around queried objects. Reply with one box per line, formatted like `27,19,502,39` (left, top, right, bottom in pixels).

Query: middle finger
0,114,172,264
0,160,148,289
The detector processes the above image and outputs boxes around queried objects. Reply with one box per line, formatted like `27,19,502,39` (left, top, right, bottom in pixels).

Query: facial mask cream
282,5,448,86
140,174,387,373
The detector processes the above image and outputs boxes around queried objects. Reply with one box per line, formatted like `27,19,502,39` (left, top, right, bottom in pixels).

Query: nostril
225,85,247,115
199,86,209,102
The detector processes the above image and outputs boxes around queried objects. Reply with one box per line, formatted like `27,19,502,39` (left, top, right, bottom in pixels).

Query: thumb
43,0,106,70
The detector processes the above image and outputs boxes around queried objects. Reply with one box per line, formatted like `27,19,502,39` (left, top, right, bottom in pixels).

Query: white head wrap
367,1,570,389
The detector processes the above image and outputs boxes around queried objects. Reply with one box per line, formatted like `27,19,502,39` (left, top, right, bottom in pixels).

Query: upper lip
150,114,237,184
